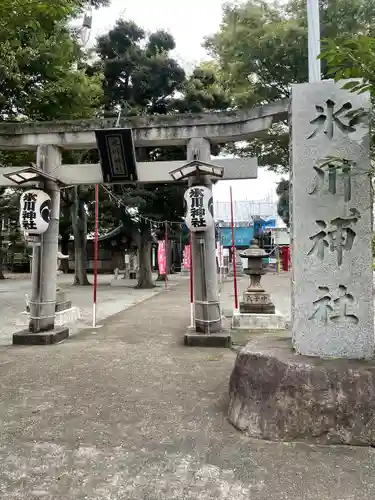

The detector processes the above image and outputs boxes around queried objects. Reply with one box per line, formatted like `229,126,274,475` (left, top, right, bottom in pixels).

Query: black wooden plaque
95,128,138,183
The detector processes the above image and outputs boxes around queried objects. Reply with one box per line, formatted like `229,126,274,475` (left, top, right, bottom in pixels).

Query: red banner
183,244,191,269
158,240,167,275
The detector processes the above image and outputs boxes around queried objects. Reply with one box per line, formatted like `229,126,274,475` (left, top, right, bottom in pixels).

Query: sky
91,0,284,206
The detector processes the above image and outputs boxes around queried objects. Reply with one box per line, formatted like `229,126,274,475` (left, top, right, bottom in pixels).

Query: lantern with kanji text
19,189,51,235
184,186,213,232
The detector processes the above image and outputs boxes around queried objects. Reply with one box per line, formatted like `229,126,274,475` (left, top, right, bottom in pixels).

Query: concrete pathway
0,278,374,499
0,273,182,345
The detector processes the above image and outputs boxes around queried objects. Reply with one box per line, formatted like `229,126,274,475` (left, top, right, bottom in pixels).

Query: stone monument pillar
228,81,375,445
291,80,374,359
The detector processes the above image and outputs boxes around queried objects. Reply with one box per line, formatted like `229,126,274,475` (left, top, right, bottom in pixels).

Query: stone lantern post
239,240,275,314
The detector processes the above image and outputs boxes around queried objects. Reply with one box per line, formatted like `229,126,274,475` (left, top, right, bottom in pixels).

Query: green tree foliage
94,20,231,288
0,0,105,120
0,6,231,287
206,0,375,172
321,36,375,96
95,21,186,114
320,34,375,172
208,0,375,232
173,62,232,113
0,1,107,283
92,21,186,287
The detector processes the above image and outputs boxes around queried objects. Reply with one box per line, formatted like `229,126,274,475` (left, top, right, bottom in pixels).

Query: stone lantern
239,239,275,314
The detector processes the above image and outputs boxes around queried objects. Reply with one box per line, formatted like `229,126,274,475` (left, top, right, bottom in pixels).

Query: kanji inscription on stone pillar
291,80,373,359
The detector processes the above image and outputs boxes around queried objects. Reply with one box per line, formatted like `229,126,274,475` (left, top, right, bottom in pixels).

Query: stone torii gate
0,101,288,345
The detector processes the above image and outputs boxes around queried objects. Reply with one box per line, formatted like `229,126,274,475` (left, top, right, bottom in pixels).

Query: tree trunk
135,231,155,289
60,232,70,273
71,187,90,286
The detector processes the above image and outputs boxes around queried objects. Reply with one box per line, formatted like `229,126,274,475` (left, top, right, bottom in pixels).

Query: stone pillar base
232,312,285,330
229,336,375,445
184,329,231,347
13,327,69,346
239,302,275,314
240,290,275,314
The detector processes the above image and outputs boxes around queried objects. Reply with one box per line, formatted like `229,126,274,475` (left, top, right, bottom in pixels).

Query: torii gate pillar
185,138,230,347
13,145,69,345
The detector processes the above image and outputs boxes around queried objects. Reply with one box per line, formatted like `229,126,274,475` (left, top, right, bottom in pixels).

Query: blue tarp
219,227,254,247
254,217,276,233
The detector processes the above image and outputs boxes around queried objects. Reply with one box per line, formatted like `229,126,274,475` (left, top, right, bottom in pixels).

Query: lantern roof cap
169,159,224,181
2,164,64,185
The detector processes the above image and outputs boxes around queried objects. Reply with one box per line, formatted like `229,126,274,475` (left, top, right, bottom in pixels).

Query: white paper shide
19,189,51,235
184,186,213,232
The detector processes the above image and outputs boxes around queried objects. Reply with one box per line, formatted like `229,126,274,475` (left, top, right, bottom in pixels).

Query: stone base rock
228,336,375,445
232,312,285,330
13,327,69,346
